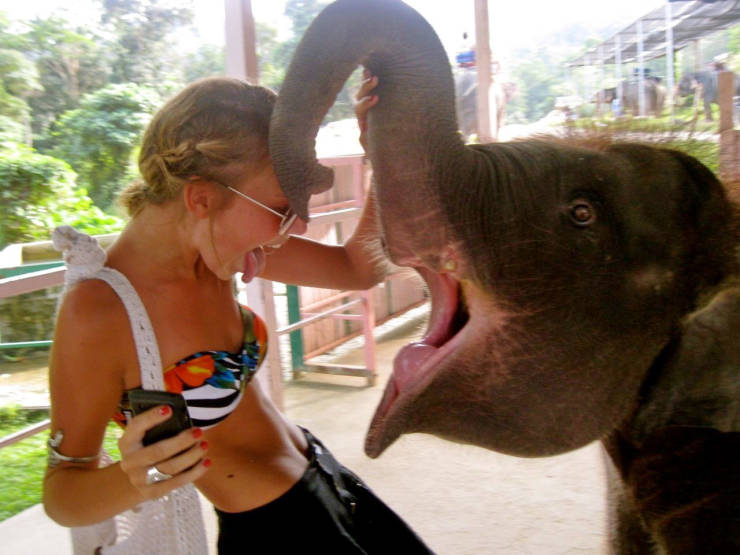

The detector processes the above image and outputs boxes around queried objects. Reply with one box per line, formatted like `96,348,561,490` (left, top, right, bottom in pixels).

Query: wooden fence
718,70,740,203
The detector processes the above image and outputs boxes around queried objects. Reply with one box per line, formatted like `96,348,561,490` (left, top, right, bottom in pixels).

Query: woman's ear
183,179,217,218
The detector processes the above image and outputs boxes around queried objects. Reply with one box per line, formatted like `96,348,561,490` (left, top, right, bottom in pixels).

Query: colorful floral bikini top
115,305,268,430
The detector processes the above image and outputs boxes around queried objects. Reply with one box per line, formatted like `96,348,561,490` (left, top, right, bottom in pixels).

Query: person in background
43,72,432,554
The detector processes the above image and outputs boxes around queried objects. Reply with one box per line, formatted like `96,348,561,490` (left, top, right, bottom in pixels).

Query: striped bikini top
51,225,267,432
115,305,268,429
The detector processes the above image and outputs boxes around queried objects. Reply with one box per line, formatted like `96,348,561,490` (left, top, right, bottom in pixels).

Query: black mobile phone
128,389,193,446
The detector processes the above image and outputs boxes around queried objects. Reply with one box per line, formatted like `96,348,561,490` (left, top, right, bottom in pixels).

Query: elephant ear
630,286,740,445
666,148,738,293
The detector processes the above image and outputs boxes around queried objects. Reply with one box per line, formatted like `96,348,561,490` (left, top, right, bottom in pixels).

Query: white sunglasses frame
222,184,299,237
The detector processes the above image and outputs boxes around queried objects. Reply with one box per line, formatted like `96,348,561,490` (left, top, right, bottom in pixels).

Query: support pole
225,0,284,406
586,54,594,116
597,45,604,117
244,279,284,410
717,71,739,197
692,39,702,72
474,0,492,142
665,1,675,117
637,18,646,117
615,35,623,105
224,0,259,83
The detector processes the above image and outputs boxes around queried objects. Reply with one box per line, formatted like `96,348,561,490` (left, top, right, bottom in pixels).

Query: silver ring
145,465,173,484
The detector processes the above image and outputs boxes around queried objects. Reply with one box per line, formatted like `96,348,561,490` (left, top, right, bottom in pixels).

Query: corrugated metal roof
567,0,740,67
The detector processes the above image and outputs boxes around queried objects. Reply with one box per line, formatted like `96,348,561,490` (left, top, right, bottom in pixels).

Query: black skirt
215,427,433,554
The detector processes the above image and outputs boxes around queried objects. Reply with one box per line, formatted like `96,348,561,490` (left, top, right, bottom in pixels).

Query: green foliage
0,406,47,521
0,114,25,143
0,406,122,522
0,48,41,99
0,430,46,521
255,22,284,90
0,405,48,429
259,0,329,91
728,26,740,73
50,83,160,209
100,0,195,90
22,16,109,143
0,48,40,143
183,43,226,83
508,47,570,122
0,145,76,247
0,145,123,249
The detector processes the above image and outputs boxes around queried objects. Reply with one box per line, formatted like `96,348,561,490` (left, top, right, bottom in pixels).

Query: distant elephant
677,70,740,121
269,1,740,553
454,68,516,141
596,79,665,118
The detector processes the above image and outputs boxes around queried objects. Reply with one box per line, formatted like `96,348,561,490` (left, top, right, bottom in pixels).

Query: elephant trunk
269,0,467,222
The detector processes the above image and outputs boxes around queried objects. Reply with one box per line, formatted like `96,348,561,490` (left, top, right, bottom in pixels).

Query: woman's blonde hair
120,77,276,216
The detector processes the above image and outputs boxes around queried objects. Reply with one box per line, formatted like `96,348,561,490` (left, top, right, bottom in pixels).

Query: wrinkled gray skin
269,1,740,552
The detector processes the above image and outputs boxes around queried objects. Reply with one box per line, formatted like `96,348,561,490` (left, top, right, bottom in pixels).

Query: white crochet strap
55,228,207,553
53,226,163,390
92,268,165,391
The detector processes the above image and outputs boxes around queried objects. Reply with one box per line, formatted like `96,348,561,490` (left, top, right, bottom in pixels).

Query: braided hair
119,77,276,216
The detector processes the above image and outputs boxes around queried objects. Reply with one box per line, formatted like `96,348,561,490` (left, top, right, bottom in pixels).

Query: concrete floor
1,310,609,554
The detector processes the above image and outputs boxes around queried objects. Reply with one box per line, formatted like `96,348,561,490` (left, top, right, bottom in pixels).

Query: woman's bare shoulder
53,278,133,371
59,278,125,323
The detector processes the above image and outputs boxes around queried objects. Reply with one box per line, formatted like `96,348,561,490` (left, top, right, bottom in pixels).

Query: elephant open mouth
366,267,469,456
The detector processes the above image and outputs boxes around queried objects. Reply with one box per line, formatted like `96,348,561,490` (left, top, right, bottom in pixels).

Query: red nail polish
159,405,171,416
192,428,203,439
200,441,209,450
203,458,212,468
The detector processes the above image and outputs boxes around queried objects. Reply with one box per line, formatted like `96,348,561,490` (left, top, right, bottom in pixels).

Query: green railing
0,261,64,279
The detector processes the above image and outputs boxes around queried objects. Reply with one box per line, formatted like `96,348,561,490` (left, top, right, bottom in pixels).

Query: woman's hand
355,69,379,152
118,405,210,499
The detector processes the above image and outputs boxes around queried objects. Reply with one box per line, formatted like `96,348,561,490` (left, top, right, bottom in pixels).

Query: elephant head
269,0,738,460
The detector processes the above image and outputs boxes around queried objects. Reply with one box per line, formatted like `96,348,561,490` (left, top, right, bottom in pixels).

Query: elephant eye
569,200,596,227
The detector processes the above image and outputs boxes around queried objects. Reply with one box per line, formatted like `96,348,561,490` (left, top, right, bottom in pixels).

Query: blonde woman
43,76,431,554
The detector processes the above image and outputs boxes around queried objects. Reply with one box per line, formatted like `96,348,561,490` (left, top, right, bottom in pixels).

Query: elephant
595,79,666,118
677,70,740,121
454,68,516,141
268,0,740,552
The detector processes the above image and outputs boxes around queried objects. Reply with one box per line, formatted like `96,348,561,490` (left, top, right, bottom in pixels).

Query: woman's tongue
241,247,266,283
393,342,437,391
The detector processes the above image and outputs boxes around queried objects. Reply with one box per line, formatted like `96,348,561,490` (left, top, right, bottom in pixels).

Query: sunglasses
222,184,299,238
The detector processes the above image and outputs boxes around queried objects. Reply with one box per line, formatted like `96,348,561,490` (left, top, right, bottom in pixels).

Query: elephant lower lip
365,268,467,456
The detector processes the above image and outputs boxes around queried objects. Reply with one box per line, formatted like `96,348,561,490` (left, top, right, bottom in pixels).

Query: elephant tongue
393,343,437,391
391,270,459,394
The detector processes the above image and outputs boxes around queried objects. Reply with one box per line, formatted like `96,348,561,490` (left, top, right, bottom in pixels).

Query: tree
50,83,160,209
100,0,194,90
508,46,569,122
0,49,39,144
183,43,226,83
0,16,41,144
22,16,110,144
0,144,122,249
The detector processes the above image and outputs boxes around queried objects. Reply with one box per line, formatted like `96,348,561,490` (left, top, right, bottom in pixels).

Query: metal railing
0,154,383,449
